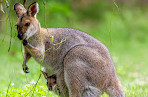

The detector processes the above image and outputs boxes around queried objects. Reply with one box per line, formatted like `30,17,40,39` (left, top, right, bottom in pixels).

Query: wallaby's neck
27,23,44,46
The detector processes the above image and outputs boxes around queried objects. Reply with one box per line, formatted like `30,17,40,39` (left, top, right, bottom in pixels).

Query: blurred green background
0,0,148,96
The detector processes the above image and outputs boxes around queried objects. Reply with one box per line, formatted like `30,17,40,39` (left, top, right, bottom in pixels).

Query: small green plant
1,82,59,97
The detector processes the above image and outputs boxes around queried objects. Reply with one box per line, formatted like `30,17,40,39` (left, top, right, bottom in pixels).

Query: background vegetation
0,0,148,96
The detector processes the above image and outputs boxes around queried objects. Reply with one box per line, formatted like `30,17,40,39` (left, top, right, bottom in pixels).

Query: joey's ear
27,2,39,17
14,3,26,17
41,70,48,79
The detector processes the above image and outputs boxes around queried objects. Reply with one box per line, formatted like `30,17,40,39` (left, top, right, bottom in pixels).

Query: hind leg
63,46,107,97
57,72,69,97
64,65,83,97
64,60,102,97
64,72,102,97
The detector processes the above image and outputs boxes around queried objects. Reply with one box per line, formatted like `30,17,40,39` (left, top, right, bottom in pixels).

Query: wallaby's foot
22,64,29,73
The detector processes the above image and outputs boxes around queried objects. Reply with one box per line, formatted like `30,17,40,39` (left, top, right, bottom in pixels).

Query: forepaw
23,65,29,73
23,39,28,46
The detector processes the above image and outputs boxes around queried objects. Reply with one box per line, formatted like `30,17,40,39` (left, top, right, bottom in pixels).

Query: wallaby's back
44,28,111,70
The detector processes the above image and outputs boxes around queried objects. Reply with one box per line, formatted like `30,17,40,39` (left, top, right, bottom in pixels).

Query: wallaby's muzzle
17,33,23,40
17,29,24,40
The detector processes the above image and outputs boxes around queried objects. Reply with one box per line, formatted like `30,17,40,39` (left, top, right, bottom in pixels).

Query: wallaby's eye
47,82,49,84
25,22,30,26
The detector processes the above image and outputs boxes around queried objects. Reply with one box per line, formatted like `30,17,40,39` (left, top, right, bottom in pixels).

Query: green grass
0,1,148,97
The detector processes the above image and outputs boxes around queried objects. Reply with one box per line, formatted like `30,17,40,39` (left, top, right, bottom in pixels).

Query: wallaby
14,2,125,97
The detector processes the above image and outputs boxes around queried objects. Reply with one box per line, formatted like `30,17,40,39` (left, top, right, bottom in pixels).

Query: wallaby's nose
17,33,23,40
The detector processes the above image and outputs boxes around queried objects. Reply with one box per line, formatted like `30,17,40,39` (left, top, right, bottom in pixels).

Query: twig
8,8,12,52
25,73,42,97
31,73,41,97
43,0,46,5
23,0,27,8
6,81,11,97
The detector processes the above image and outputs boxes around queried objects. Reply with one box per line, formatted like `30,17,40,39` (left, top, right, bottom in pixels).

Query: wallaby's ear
41,70,48,79
14,3,26,17
27,2,39,17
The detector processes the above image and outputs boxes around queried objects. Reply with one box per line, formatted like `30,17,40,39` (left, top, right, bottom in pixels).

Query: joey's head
41,71,57,91
14,2,40,40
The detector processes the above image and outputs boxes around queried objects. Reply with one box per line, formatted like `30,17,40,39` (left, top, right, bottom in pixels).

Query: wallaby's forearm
22,51,31,73
22,39,44,73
